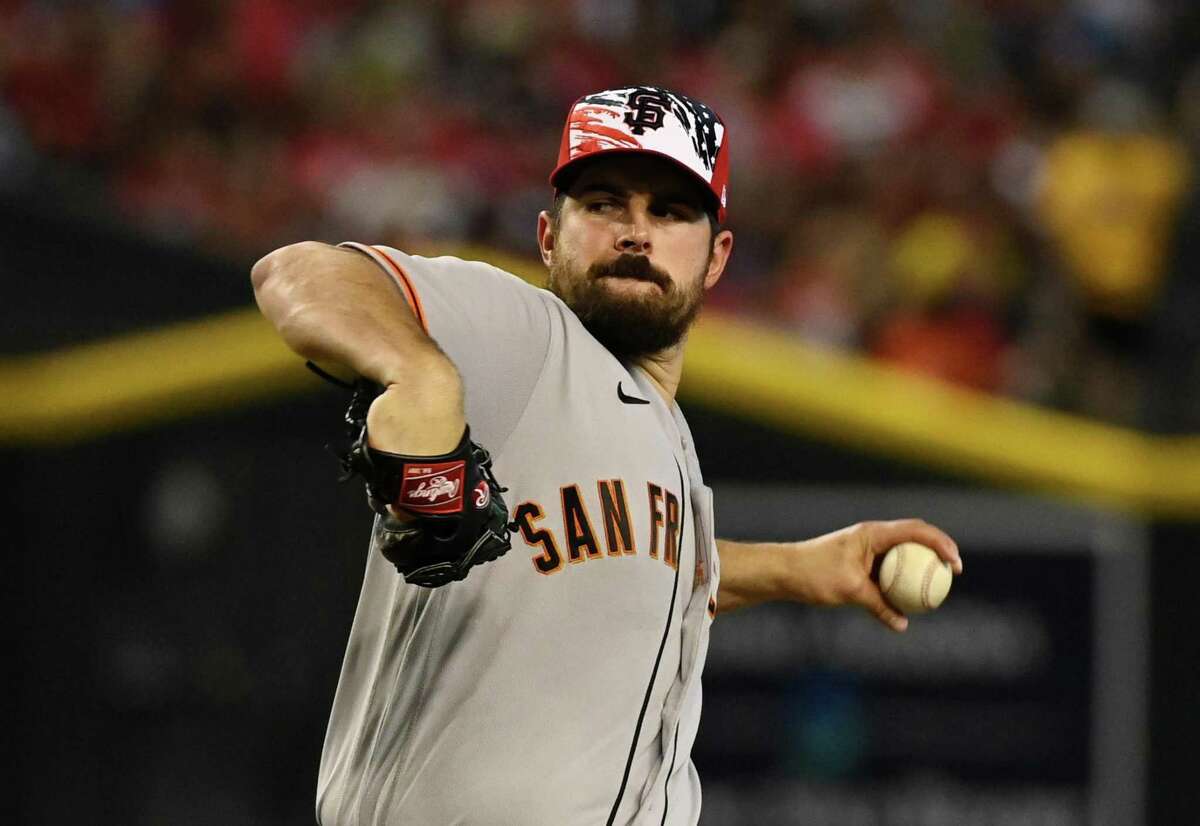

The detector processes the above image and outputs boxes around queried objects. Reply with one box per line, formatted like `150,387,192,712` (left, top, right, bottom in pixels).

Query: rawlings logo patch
398,461,466,514
410,475,460,501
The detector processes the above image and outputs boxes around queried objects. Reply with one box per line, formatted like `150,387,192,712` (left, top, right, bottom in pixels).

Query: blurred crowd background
4,0,1200,430
7,3,1200,824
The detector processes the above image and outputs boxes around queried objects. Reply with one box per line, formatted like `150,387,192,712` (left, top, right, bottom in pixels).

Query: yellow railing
3,246,1197,518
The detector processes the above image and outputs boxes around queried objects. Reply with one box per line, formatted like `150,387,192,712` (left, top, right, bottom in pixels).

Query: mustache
588,254,670,290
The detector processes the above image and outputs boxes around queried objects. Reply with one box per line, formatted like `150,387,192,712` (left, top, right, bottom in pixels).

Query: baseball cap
549,86,730,224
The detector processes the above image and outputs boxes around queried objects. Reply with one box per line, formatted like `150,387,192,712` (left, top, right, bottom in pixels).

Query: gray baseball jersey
316,244,720,826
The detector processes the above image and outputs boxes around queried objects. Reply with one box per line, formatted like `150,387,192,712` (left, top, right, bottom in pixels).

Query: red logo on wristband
397,461,466,514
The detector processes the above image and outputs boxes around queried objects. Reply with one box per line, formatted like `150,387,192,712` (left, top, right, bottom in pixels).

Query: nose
615,203,652,254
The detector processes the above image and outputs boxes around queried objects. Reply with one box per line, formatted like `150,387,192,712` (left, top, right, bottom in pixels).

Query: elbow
249,250,273,293
249,246,283,294
250,241,328,294
250,242,331,359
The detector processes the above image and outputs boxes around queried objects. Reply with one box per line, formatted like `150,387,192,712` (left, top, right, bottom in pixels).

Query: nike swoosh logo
617,381,650,405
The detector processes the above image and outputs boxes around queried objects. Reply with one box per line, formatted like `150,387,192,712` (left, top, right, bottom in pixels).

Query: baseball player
251,86,962,825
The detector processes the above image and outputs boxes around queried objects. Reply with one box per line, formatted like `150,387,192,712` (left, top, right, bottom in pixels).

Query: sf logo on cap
624,90,670,135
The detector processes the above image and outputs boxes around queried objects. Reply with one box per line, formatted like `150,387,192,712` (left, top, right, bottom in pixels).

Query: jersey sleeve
339,243,551,454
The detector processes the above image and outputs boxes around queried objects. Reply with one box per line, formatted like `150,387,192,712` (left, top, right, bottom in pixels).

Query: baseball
878,542,953,615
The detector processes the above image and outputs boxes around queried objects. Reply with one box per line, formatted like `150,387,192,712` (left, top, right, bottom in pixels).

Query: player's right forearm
252,241,441,384
252,241,466,454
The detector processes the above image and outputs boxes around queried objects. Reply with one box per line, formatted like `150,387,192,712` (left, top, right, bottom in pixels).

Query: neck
633,337,686,404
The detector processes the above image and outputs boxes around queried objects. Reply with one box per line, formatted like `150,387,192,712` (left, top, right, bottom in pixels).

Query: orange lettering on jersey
515,500,564,575
597,479,636,556
647,483,664,560
561,484,602,563
663,489,680,570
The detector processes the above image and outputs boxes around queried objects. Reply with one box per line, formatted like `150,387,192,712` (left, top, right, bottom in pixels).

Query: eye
653,203,693,220
586,200,616,213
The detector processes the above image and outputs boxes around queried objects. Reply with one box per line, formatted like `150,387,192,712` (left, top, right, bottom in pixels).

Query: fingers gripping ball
879,542,952,615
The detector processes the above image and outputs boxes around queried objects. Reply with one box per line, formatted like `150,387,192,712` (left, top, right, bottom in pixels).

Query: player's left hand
788,519,961,633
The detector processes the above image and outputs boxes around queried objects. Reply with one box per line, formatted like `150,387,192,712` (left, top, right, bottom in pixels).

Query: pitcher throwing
252,86,962,826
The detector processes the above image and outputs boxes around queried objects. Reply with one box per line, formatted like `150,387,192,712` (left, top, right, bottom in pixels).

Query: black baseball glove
314,365,513,588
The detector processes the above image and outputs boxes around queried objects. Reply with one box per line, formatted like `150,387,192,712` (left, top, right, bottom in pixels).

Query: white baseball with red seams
879,541,953,615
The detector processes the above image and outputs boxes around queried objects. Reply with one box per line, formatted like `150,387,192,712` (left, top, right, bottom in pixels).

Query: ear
537,211,555,267
703,229,734,290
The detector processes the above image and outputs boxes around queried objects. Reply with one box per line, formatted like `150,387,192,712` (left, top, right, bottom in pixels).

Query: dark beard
548,253,707,361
